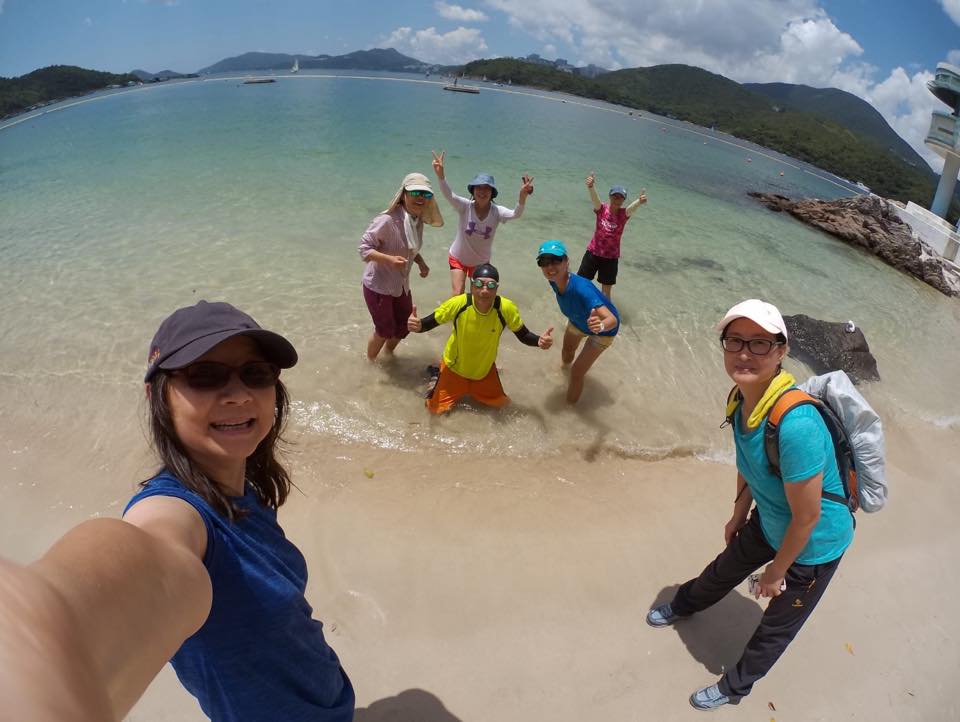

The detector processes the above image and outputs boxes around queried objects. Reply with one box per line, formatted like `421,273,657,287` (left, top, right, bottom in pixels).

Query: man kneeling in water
407,263,553,414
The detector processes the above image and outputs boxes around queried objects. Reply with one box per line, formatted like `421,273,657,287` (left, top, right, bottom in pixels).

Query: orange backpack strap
764,388,816,477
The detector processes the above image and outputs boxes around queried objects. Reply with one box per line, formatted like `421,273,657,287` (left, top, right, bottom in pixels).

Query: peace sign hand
431,150,445,180
520,173,535,198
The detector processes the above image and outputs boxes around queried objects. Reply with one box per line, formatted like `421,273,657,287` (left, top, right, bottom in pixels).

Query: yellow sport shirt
434,294,524,380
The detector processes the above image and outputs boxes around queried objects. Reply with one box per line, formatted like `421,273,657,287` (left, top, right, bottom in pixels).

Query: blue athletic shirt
124,473,354,722
550,273,620,336
734,403,854,564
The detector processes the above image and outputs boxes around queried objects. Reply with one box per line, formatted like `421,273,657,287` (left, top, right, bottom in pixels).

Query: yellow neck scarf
725,370,796,429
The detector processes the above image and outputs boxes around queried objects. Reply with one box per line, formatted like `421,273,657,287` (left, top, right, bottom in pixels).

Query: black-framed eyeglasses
537,255,565,267
171,361,280,390
720,337,784,356
471,278,499,290
407,189,434,199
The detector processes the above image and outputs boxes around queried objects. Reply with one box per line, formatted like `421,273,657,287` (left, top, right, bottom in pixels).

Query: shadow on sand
650,584,763,675
355,688,464,722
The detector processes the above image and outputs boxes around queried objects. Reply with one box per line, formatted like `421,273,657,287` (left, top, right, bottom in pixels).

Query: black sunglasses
537,255,565,267
172,361,281,390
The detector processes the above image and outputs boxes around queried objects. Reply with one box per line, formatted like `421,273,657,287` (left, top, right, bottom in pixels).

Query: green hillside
464,59,941,213
744,82,932,173
0,65,139,118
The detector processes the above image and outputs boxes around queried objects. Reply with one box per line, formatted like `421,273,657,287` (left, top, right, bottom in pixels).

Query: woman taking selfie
0,300,354,721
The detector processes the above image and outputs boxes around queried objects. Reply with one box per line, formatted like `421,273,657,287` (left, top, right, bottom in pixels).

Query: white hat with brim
385,172,444,228
715,299,788,341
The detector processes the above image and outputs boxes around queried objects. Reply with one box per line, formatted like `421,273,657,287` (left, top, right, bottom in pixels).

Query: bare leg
567,341,606,404
561,328,582,366
601,283,613,300
367,333,388,361
450,268,467,296
384,338,402,354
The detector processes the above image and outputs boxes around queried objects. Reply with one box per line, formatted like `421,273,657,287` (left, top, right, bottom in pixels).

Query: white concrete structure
893,202,960,262
926,63,960,228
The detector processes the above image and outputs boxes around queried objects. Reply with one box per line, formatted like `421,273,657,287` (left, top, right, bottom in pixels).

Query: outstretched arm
626,188,647,217
0,501,211,721
408,304,440,333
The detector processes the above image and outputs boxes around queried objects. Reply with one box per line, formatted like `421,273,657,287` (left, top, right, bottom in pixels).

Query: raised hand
539,326,554,350
520,173,534,198
407,304,422,332
431,150,445,180
586,172,596,188
638,187,648,205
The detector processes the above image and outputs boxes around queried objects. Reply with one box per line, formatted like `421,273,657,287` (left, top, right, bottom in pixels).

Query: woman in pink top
576,172,647,300
432,150,535,296
359,172,443,361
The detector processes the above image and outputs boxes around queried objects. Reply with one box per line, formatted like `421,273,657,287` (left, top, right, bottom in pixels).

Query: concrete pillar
932,153,960,217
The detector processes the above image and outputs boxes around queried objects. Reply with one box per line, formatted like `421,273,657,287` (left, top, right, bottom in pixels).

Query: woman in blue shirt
0,301,353,721
646,299,854,711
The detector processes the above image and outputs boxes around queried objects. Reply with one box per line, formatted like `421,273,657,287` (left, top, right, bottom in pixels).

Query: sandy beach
2,396,957,722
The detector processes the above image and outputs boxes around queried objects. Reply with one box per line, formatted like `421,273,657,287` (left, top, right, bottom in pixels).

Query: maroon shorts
363,285,412,340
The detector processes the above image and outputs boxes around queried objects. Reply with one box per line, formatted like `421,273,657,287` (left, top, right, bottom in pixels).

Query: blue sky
0,0,956,169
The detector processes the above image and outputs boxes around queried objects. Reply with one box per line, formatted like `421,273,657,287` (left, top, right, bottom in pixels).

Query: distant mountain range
131,69,197,82
197,48,435,75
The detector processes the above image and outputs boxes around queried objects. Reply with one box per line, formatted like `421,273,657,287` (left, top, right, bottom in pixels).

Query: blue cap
536,240,568,260
467,173,498,199
609,185,628,198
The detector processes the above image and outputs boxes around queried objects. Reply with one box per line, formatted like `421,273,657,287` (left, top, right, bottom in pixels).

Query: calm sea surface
2,71,958,461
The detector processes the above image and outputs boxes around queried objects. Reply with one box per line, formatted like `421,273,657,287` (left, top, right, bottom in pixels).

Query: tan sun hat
385,172,444,227
715,299,788,340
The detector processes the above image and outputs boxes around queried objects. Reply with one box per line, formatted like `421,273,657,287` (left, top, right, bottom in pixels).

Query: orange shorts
426,361,509,414
447,254,476,276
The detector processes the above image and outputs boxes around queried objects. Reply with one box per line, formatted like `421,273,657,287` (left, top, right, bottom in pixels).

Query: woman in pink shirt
359,172,443,361
577,173,647,300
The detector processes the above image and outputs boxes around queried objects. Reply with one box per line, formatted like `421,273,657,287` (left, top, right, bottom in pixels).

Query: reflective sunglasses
406,189,434,199
537,255,565,267
720,336,784,356
172,361,281,390
471,278,499,290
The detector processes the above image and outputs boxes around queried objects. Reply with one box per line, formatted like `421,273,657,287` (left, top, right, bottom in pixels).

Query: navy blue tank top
125,473,354,721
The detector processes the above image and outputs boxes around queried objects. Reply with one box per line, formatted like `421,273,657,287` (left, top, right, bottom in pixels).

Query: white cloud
435,2,488,22
948,49,960,66
941,0,960,26
383,26,488,65
480,0,944,171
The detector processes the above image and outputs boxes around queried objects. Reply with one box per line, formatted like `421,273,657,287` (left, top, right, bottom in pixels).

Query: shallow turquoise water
2,72,957,459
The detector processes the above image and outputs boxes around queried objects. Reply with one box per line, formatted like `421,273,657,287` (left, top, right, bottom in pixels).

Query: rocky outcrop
783,314,880,384
749,192,960,297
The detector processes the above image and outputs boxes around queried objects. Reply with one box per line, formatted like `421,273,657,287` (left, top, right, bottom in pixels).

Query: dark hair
142,373,292,521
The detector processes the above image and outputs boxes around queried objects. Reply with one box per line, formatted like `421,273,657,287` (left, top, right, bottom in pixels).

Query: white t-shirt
439,177,523,267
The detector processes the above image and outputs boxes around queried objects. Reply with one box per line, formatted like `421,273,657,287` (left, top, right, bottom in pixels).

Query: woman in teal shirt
646,299,854,711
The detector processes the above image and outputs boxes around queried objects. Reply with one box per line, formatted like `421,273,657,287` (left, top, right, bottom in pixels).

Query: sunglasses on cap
171,361,281,390
537,255,565,267
471,278,499,290
406,189,434,199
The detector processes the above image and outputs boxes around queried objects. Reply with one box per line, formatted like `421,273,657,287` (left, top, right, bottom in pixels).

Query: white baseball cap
715,299,788,340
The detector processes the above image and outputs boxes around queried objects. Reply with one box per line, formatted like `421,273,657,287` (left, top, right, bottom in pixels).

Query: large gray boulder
749,192,960,297
783,313,880,384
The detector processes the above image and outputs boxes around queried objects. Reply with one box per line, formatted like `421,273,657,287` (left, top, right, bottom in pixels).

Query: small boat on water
443,85,479,94
243,77,276,84
291,59,299,74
